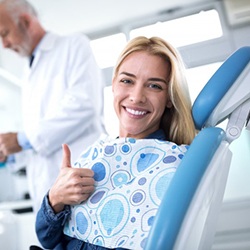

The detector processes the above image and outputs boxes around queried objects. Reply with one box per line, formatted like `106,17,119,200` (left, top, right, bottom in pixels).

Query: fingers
0,145,7,162
70,192,93,204
49,174,95,212
68,181,95,205
0,150,6,162
79,168,94,178
79,175,95,186
0,133,22,155
61,144,71,168
74,182,95,196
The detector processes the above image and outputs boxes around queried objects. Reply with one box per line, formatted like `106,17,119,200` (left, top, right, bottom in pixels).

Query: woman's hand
48,144,95,213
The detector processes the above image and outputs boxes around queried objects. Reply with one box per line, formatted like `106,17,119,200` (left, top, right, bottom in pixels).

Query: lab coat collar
28,32,57,71
36,32,57,52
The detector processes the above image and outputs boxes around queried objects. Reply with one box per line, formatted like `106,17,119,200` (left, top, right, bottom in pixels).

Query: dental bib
63,135,188,249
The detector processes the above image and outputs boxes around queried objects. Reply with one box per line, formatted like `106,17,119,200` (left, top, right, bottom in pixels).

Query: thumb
61,144,71,168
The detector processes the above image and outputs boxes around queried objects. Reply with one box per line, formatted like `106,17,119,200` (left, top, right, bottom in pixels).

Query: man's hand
0,151,6,162
49,144,95,213
0,132,22,157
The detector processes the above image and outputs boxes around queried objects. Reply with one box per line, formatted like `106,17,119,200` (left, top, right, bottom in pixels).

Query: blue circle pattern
64,136,188,249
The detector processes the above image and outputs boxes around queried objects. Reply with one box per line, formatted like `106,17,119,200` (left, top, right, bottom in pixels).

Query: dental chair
145,46,250,250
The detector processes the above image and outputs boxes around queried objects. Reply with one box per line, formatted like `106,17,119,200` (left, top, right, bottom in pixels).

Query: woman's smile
124,106,149,117
112,51,170,138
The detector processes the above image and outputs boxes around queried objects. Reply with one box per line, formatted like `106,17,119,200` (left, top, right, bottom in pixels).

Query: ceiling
28,0,209,35
0,0,210,82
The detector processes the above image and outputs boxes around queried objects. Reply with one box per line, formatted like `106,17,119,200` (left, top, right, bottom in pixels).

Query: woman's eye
149,83,163,90
121,79,132,84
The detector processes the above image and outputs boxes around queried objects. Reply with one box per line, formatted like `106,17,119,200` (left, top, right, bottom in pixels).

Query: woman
35,36,196,250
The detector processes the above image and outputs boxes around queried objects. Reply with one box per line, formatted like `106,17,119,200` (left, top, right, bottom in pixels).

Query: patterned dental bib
64,135,188,249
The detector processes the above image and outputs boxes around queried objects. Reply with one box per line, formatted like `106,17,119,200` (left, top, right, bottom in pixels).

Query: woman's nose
129,86,146,103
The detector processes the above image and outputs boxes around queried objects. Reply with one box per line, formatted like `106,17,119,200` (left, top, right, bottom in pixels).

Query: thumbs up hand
49,144,95,213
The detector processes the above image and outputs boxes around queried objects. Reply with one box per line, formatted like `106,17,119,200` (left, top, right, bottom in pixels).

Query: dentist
0,0,106,213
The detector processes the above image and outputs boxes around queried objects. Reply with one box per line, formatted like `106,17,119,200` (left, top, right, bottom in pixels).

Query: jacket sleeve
35,193,71,249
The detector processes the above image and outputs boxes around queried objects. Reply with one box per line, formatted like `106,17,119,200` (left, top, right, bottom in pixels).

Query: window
130,9,223,47
186,62,222,103
90,33,127,69
104,85,119,137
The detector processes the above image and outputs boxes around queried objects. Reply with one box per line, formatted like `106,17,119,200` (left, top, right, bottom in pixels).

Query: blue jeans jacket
36,194,128,250
36,130,166,250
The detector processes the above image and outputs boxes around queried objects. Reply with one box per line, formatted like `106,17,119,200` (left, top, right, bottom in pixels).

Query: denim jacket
35,130,166,250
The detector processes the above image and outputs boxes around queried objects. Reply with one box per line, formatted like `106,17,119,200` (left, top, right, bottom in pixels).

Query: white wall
0,77,22,132
225,130,250,201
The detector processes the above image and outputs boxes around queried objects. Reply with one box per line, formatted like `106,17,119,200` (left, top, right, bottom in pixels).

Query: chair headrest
192,46,250,130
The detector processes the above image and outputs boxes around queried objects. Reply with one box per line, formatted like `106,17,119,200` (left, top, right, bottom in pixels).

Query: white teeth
126,108,147,115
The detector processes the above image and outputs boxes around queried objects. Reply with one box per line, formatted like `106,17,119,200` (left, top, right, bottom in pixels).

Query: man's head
0,0,44,57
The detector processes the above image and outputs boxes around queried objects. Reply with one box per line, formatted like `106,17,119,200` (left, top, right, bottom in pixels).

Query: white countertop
0,199,33,211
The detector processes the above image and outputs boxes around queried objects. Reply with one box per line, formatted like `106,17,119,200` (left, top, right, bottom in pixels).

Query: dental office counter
0,199,39,250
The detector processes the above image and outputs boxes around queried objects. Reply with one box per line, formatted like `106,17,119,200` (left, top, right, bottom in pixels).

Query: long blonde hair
113,36,196,145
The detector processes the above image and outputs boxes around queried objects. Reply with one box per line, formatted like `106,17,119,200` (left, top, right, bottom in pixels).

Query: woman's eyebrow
148,77,167,84
119,71,135,77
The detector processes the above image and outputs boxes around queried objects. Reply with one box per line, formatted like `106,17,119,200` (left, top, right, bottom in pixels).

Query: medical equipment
145,46,250,250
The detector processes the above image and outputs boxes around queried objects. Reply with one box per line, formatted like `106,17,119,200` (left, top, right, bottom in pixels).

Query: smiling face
112,51,171,139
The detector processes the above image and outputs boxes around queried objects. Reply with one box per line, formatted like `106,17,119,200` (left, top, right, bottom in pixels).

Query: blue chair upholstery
145,46,250,250
192,46,250,130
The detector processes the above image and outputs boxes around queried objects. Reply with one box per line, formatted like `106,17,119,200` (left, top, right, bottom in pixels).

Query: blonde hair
113,36,196,145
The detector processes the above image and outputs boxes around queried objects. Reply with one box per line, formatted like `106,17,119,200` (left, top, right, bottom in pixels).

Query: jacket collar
36,32,57,52
145,129,166,140
28,32,57,70
116,129,166,141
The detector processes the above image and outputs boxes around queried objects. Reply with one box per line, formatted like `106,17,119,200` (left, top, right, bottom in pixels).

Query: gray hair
0,0,38,22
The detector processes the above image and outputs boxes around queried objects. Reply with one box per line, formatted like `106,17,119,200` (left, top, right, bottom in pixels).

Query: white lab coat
19,32,106,212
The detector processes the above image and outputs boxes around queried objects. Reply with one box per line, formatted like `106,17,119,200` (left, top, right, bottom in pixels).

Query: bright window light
90,33,127,69
103,85,119,138
186,62,222,103
130,9,223,47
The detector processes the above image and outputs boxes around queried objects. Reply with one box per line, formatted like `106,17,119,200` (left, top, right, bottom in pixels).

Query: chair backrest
145,46,250,250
